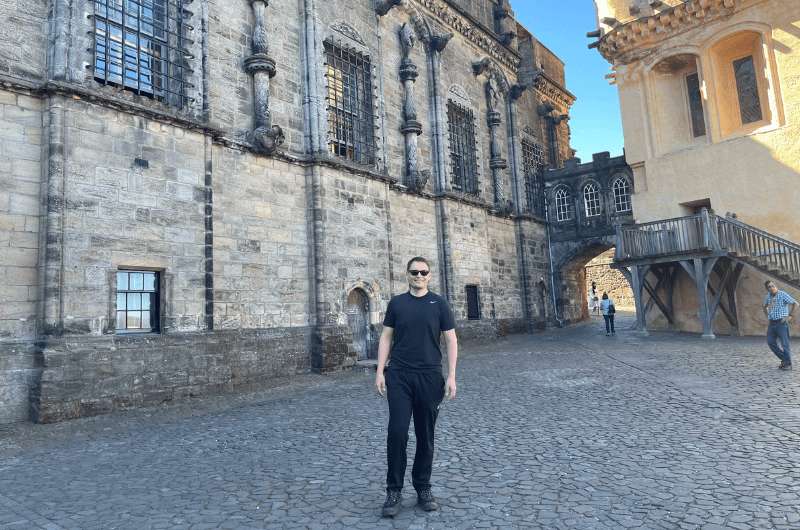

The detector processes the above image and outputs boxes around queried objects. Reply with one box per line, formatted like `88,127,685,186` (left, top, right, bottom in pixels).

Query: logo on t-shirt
430,300,437,304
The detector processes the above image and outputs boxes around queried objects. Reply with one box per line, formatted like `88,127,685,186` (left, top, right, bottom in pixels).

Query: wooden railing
716,216,800,282
616,211,800,282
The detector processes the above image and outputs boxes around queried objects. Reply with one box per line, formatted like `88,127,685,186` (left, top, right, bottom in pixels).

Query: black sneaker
381,490,402,518
780,363,793,371
416,488,439,511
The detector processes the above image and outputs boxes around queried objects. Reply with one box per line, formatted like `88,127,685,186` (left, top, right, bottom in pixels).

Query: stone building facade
0,0,576,423
591,0,800,337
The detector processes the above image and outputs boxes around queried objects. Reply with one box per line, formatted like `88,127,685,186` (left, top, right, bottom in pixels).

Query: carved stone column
485,78,510,213
399,23,428,192
244,0,284,154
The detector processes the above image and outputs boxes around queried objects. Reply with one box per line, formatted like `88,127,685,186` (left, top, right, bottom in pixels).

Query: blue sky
511,0,624,161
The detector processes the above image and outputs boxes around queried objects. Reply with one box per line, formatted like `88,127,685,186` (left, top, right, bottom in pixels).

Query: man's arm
443,329,458,399
375,326,393,396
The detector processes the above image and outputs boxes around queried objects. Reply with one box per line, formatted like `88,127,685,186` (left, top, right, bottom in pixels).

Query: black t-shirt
383,291,456,371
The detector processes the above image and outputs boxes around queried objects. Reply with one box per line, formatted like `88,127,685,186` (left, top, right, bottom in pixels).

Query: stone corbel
375,0,404,16
494,0,517,48
244,0,284,155
429,31,453,53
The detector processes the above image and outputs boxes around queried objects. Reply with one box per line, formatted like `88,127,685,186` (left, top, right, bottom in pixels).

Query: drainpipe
543,189,564,327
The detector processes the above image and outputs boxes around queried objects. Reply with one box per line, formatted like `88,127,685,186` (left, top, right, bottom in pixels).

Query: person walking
600,292,616,336
375,257,458,518
763,280,797,370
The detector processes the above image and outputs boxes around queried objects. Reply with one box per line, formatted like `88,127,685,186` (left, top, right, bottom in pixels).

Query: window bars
116,270,159,332
554,187,571,222
583,183,601,218
447,101,479,195
522,139,545,216
93,0,192,108
324,40,377,166
733,56,763,125
612,177,632,213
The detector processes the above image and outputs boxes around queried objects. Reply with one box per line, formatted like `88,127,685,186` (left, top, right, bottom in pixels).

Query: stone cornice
596,0,737,63
533,72,576,110
411,0,520,71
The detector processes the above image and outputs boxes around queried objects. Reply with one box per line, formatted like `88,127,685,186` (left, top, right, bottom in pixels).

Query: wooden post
694,257,716,339
631,265,648,335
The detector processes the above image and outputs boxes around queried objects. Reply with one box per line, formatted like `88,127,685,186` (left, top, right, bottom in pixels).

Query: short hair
602,292,609,299
765,280,776,288
406,256,430,271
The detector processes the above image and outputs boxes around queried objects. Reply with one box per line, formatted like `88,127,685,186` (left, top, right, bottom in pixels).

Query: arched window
612,176,632,213
554,187,571,222
583,183,601,217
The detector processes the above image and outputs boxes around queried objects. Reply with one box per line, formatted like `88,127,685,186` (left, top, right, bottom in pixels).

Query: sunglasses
408,270,430,277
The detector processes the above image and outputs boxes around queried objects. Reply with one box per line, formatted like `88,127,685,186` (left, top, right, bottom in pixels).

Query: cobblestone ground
2,314,800,529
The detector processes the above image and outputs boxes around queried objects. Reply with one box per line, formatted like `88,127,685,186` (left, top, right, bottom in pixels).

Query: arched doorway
346,288,371,361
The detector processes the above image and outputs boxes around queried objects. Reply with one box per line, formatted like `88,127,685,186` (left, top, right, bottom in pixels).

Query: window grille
554,187,571,222
116,270,159,332
612,176,632,213
733,56,763,125
522,139,545,216
324,40,376,166
686,73,706,137
447,101,479,195
465,285,481,320
93,0,191,108
583,183,601,217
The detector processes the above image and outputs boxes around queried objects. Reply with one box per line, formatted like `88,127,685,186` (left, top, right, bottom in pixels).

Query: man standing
375,257,458,518
763,280,797,370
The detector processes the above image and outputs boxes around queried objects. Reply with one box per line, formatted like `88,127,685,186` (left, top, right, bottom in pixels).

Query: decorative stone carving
398,23,428,193
244,0,284,155
475,61,511,210
494,0,517,48
331,22,366,46
375,0,404,16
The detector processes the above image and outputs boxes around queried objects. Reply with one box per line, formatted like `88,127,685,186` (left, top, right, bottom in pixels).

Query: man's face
767,282,778,295
407,261,431,290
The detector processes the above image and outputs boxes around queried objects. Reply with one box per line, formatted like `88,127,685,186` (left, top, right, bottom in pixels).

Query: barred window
554,187,571,222
466,285,481,320
93,0,190,107
324,41,376,166
686,73,706,137
583,183,601,217
522,140,545,216
612,176,632,213
447,101,479,195
733,56,763,125
116,270,159,333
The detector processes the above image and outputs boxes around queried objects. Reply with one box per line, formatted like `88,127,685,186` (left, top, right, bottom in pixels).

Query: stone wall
585,249,634,310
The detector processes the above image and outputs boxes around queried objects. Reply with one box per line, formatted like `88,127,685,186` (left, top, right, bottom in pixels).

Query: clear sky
511,0,625,161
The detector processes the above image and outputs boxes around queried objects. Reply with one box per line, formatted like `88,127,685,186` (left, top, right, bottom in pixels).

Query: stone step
353,359,378,373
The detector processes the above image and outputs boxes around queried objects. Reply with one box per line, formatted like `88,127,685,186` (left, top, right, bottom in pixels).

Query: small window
324,40,376,166
447,101,479,195
733,56,763,125
465,285,481,320
554,187,571,222
522,139,545,216
93,0,189,107
583,183,601,217
685,73,706,137
116,270,159,332
612,176,632,213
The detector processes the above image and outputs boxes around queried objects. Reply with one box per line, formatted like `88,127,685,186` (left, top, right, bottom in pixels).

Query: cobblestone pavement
2,315,800,529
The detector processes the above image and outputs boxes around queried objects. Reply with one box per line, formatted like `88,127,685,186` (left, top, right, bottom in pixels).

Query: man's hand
375,372,386,397
445,375,457,400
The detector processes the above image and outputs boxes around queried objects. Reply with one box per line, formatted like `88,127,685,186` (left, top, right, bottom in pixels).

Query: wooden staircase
716,215,800,290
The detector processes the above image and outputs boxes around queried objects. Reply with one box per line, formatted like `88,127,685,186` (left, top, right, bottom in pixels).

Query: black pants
603,314,615,333
385,368,445,492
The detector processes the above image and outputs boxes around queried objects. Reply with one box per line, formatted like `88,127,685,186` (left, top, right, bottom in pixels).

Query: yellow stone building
591,0,800,337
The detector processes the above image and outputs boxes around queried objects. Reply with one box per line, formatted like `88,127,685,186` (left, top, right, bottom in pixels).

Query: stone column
399,23,428,192
244,0,284,154
485,78,510,213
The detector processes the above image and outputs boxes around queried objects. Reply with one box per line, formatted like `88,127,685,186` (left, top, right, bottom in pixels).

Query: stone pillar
485,78,510,213
244,0,284,154
399,23,428,193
